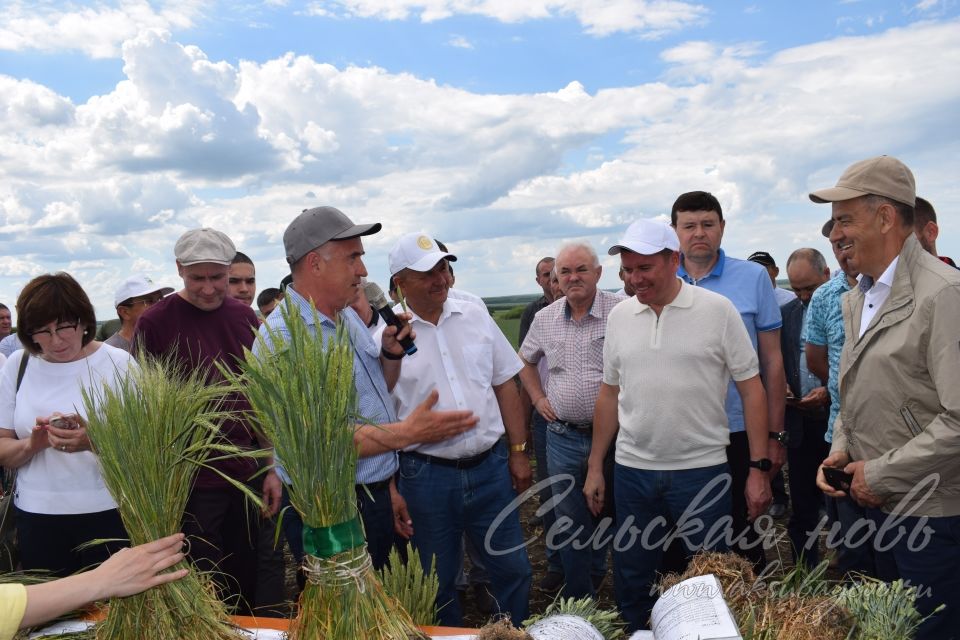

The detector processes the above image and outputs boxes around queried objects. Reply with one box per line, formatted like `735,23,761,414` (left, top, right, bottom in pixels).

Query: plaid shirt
519,289,625,422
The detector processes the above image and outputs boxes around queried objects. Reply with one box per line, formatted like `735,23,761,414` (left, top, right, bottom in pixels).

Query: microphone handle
377,305,417,355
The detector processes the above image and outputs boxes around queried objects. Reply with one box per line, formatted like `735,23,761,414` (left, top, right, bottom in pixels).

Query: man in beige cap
133,227,277,615
812,156,960,640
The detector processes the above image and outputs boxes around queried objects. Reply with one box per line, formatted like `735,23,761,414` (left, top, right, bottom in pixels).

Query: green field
494,316,521,349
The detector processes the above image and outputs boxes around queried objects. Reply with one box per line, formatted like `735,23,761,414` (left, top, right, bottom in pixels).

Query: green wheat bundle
833,576,944,639
81,356,247,640
378,544,440,626
223,300,425,640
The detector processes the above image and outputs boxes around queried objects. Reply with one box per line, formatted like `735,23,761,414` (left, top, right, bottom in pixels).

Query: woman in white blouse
0,273,132,576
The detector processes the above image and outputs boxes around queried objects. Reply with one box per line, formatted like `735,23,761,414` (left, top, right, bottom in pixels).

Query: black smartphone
823,466,853,491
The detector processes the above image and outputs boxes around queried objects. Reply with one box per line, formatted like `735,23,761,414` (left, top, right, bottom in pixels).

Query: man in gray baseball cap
283,206,381,265
257,207,478,574
813,156,960,640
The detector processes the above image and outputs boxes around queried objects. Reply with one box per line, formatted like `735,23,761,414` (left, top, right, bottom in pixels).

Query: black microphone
364,282,417,356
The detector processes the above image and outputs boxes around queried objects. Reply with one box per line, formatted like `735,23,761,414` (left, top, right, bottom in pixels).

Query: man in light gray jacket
813,156,960,640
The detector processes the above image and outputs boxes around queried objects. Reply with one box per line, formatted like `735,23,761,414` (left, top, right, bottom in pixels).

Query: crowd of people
0,154,957,639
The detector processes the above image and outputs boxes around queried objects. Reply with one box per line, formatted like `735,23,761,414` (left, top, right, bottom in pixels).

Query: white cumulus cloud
0,0,203,58
1,17,958,311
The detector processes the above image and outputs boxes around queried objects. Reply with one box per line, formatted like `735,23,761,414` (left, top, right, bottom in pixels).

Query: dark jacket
780,298,827,448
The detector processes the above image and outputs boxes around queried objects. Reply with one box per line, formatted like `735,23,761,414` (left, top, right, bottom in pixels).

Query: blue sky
1,0,958,318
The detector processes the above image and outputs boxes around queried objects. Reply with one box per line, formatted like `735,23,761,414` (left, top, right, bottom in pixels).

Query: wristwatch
748,458,773,472
509,441,527,454
768,431,788,445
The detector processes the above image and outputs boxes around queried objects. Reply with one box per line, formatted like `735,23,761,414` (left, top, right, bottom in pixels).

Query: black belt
356,479,391,493
403,444,496,470
555,419,592,431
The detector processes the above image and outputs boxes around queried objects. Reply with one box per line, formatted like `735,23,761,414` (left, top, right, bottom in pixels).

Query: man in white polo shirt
384,232,532,628
583,219,772,631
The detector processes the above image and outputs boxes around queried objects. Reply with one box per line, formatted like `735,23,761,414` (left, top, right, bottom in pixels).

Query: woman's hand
44,413,92,454
0,422,50,468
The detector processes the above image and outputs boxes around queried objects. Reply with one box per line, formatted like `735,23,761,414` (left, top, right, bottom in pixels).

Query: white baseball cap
114,275,174,307
388,232,458,276
608,219,680,256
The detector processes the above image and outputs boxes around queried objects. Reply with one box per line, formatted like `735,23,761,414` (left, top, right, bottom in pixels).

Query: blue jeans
613,462,732,632
532,410,562,575
546,421,609,598
867,508,960,640
399,440,532,627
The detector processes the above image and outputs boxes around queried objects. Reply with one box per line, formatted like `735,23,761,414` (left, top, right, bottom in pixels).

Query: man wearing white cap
103,275,173,352
582,219,771,632
133,228,274,615
383,231,532,627
812,156,960,640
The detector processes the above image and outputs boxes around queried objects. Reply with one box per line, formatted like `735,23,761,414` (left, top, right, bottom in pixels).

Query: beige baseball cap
174,228,236,266
809,155,916,208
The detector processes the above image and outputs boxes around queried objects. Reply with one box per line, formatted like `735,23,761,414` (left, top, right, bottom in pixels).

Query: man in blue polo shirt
670,191,787,569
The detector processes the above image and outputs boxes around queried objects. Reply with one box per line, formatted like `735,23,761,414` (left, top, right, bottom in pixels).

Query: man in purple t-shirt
133,228,281,614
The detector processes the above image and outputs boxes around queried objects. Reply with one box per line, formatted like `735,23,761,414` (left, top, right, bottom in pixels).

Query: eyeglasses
121,296,162,308
30,322,80,341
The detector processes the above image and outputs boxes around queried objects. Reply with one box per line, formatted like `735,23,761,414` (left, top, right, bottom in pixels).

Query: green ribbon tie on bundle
303,516,366,558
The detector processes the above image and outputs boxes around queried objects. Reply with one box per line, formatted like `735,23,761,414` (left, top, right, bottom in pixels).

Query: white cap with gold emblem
388,232,458,276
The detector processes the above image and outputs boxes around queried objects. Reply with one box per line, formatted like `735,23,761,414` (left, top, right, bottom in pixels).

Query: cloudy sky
1,0,958,320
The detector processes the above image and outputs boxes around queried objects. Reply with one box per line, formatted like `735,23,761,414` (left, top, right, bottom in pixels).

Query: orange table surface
229,616,479,636
232,616,478,636
84,611,478,636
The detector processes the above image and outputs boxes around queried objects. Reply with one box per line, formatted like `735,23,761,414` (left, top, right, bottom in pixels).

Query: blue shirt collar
678,248,726,282
284,285,336,328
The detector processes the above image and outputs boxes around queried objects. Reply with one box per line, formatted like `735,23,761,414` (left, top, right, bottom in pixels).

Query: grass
494,315,521,349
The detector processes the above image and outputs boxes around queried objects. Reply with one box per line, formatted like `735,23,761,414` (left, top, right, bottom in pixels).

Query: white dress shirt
858,256,899,338
376,296,522,459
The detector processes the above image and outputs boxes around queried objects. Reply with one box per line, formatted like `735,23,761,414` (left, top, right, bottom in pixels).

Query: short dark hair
257,287,282,309
16,272,96,355
433,239,455,277
786,248,828,273
232,251,254,266
670,191,723,226
536,257,555,273
865,194,914,228
914,196,936,228
0,303,8,312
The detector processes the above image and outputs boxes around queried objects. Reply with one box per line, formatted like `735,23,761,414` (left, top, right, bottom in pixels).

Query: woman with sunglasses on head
0,273,132,575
